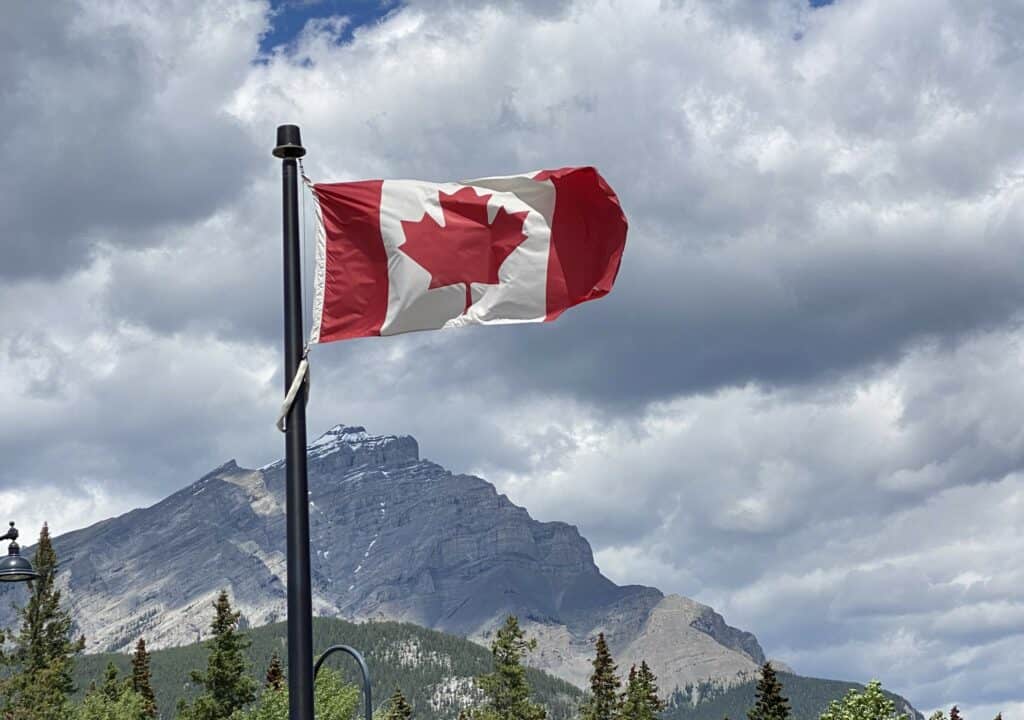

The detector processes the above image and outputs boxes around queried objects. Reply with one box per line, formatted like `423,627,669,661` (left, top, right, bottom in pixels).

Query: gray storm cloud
1,0,1022,715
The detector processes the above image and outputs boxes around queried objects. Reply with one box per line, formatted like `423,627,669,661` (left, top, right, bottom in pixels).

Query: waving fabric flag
308,166,627,343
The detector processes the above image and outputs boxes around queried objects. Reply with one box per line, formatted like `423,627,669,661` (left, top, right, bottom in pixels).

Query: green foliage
948,708,961,720
235,669,358,720
619,661,665,720
175,591,257,720
819,680,908,720
101,663,124,702
748,663,790,720
928,712,946,720
0,523,86,720
578,633,618,720
76,663,148,720
664,673,921,720
379,688,414,720
473,615,546,720
132,639,158,719
74,617,580,720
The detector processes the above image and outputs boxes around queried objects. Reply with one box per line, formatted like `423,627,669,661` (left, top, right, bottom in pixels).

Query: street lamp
314,645,372,720
0,522,39,583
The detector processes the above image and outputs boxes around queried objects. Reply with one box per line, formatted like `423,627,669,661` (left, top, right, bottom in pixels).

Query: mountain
0,424,852,702
73,616,582,720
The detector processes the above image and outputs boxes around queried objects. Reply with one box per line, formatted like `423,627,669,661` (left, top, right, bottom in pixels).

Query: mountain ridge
4,423,770,694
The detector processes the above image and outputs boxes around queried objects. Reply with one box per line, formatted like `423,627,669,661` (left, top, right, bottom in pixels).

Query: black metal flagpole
273,124,315,720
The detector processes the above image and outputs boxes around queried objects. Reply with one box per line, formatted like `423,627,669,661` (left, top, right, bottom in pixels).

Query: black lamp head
273,124,306,159
0,522,39,583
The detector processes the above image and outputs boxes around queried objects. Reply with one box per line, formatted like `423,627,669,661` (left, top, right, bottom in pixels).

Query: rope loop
276,350,311,433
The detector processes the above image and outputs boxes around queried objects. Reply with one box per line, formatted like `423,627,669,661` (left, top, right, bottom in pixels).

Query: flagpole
273,124,315,720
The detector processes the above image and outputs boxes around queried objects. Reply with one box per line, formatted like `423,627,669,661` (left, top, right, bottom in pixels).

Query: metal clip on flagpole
273,124,316,720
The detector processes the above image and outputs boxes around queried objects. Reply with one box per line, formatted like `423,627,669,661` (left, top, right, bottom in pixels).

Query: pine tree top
132,635,158,719
476,615,546,720
265,651,285,691
179,590,257,720
383,687,414,720
747,662,791,720
579,632,620,720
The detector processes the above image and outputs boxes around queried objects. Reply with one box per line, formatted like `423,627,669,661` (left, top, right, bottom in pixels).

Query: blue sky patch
260,0,398,53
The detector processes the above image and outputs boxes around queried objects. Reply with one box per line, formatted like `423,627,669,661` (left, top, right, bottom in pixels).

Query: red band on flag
535,167,628,322
312,180,389,343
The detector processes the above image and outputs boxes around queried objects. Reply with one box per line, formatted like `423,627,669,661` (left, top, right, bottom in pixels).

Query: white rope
276,354,310,433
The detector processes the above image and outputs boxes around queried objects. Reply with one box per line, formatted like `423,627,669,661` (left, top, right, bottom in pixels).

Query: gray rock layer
0,425,765,691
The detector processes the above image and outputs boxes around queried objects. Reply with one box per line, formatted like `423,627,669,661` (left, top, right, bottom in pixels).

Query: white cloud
1,0,1022,713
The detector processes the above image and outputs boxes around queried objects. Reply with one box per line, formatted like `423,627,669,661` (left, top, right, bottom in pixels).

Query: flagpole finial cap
273,124,306,159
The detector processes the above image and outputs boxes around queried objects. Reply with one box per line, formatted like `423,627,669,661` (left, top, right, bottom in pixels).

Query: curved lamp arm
314,644,372,720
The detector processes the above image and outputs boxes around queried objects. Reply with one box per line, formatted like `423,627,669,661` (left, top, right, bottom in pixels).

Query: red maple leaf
400,186,530,313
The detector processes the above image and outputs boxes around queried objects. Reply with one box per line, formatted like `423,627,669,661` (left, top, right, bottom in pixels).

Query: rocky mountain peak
261,424,420,472
0,422,765,696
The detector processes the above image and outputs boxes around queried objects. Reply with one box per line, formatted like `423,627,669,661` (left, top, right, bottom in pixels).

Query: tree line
0,526,1007,720
730,661,1004,720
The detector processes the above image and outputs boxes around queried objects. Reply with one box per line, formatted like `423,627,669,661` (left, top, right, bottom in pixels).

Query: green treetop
176,590,257,720
474,615,546,720
581,634,618,720
101,662,122,703
264,652,284,691
381,687,414,720
76,663,148,720
748,662,790,720
131,638,157,719
619,661,665,720
579,633,619,720
949,708,962,720
237,668,357,720
819,680,908,720
0,523,86,720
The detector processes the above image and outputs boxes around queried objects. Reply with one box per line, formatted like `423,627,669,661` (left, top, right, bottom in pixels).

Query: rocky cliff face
0,425,764,691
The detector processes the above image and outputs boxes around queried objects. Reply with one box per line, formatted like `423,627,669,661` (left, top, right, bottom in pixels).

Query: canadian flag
308,166,627,343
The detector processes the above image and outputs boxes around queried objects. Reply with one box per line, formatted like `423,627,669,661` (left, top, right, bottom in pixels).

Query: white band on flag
305,174,327,346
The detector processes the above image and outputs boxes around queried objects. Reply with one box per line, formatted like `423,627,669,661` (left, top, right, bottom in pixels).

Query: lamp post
0,522,40,583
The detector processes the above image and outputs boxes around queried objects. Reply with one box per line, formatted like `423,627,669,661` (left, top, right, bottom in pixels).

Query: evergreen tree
101,663,122,702
236,669,357,720
176,590,257,720
820,680,908,720
748,662,790,720
949,708,962,720
76,677,148,720
579,633,619,720
131,638,157,719
619,661,665,720
381,687,414,719
0,523,86,720
264,652,284,691
474,615,546,720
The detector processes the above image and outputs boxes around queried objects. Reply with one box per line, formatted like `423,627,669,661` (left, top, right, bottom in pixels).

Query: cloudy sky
2,0,1022,715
